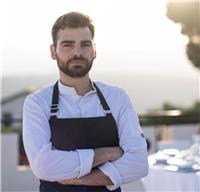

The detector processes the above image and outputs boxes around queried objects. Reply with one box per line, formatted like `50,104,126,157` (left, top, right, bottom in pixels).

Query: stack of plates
151,148,200,172
166,158,194,172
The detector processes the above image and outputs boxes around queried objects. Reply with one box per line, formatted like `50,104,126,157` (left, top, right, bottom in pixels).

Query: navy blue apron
39,82,121,192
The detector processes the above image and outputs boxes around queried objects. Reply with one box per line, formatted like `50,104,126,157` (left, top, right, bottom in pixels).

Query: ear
50,44,57,60
93,43,97,59
94,50,97,59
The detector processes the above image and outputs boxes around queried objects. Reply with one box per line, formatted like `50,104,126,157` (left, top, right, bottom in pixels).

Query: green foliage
186,42,200,70
148,100,200,113
1,126,22,134
166,1,200,70
147,102,183,113
141,100,200,126
184,100,200,113
162,102,182,111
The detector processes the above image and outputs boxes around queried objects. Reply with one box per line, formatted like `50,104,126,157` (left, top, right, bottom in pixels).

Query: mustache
68,56,88,63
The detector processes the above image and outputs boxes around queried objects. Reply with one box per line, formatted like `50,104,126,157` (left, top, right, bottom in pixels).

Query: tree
166,1,200,70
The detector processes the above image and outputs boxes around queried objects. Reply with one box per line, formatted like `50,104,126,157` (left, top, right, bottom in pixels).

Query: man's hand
58,168,113,186
92,146,123,168
58,178,75,185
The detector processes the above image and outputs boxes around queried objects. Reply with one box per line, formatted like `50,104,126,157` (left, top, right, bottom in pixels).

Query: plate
154,152,170,164
162,149,179,156
167,158,194,169
192,164,200,171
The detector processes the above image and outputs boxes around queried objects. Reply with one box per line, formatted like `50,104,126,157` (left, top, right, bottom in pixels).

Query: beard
56,55,94,78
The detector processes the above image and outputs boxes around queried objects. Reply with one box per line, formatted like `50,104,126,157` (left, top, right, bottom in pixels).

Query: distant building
1,88,36,127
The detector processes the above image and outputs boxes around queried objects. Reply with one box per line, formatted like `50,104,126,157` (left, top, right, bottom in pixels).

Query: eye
81,40,93,47
82,43,92,47
85,43,91,46
63,44,73,47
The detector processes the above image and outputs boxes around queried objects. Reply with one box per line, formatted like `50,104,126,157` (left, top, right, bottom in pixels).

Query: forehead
56,27,93,43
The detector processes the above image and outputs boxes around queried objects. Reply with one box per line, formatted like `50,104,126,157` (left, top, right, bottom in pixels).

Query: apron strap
50,81,59,115
93,83,112,115
50,81,112,116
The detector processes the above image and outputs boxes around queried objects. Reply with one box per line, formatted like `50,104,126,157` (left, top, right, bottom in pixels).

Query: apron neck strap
93,83,111,115
50,81,112,116
50,81,59,115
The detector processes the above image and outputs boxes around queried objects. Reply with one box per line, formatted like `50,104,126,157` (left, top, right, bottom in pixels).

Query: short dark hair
52,12,95,45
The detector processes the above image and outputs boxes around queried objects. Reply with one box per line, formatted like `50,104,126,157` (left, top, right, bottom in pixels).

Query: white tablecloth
142,164,200,191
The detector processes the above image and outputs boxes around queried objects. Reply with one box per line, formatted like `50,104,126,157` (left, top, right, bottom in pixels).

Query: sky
1,0,200,113
1,0,199,78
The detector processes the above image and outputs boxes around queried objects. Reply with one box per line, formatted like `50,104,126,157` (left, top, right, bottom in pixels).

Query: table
143,161,200,191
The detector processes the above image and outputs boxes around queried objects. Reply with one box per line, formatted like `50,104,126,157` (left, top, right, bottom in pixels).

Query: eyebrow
60,40,74,45
81,40,93,44
60,40,93,45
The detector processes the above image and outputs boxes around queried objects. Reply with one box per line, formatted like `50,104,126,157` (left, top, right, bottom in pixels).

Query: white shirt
23,80,148,190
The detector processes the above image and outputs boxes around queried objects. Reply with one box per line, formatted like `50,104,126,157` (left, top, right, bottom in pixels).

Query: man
23,12,148,192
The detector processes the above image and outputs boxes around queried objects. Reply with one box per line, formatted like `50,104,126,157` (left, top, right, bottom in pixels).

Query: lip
69,60,86,65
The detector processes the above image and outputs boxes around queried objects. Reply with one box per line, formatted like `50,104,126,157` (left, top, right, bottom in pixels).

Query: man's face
51,27,96,78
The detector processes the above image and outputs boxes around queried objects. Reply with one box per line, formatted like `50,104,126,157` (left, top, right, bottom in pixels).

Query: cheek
84,49,96,58
57,48,71,58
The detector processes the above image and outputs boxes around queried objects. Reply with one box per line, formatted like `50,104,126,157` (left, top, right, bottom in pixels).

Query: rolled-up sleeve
23,95,94,181
98,90,149,190
98,161,122,190
77,149,94,178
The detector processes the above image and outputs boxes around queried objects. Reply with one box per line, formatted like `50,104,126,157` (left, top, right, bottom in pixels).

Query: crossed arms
58,147,123,186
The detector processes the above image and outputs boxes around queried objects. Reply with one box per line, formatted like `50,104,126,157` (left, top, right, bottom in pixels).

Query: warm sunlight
93,0,189,52
2,0,188,51
2,0,196,75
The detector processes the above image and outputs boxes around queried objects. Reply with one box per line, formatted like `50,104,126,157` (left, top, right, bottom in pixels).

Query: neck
59,71,92,96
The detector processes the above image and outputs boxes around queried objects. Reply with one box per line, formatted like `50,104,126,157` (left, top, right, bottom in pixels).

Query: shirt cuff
77,149,94,178
98,162,122,191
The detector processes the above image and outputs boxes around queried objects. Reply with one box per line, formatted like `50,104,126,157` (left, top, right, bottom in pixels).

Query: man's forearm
92,147,123,168
58,168,113,186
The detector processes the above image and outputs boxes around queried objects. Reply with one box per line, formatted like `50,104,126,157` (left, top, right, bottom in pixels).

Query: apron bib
40,82,121,192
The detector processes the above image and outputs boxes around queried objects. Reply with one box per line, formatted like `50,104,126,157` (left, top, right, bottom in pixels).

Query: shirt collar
58,80,97,96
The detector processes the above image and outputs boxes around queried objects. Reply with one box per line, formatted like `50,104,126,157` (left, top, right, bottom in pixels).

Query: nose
72,45,82,57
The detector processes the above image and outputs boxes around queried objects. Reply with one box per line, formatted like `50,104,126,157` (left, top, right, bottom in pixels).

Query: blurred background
1,0,200,191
